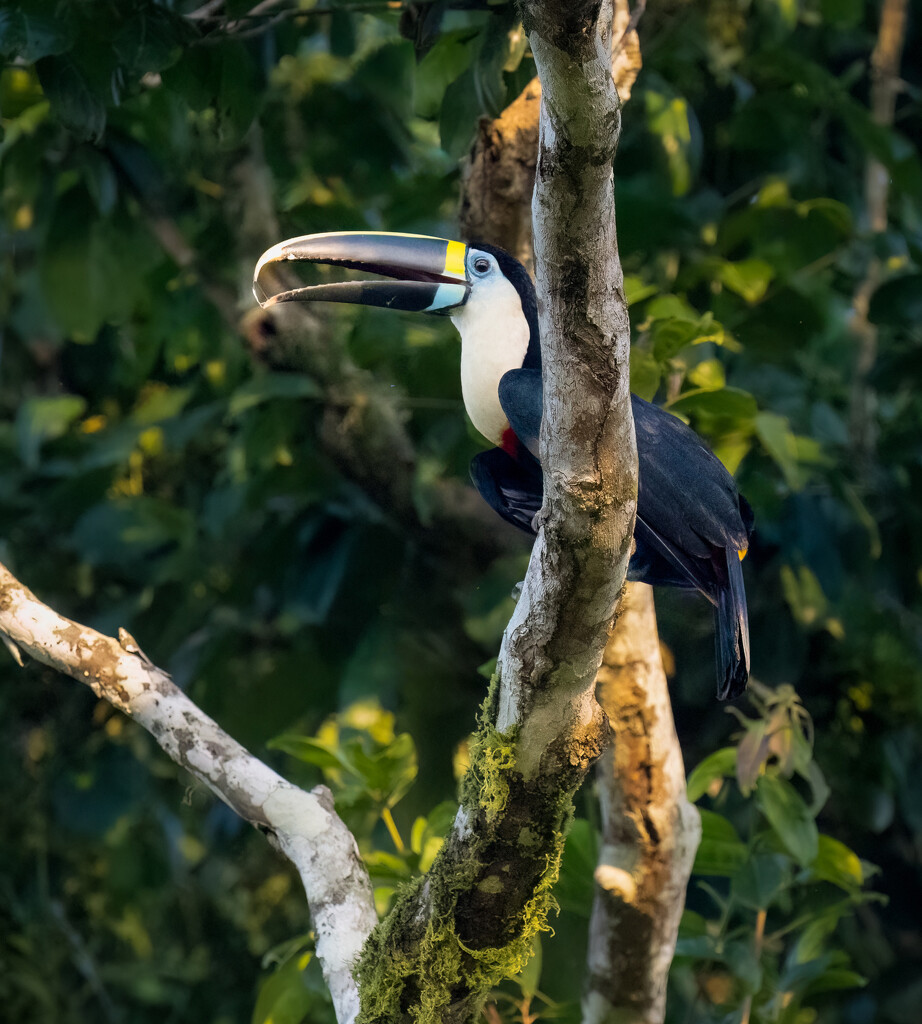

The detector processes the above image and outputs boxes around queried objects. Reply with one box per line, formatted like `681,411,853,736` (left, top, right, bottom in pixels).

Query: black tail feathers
715,548,750,700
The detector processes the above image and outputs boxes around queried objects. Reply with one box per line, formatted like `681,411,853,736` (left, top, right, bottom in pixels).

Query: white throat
450,276,531,446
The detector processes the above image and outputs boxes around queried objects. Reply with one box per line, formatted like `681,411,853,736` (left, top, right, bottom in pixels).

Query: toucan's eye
473,257,491,274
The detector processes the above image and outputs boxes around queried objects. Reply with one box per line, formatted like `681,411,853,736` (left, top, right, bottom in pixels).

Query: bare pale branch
0,561,377,1024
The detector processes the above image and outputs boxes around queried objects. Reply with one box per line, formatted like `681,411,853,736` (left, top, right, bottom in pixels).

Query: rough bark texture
583,584,700,1024
458,10,698,1020
504,0,635,770
459,78,542,274
0,562,377,1024
354,3,636,1022
459,0,640,275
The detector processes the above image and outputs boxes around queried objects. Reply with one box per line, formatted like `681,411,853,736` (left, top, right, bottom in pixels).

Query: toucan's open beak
253,231,471,314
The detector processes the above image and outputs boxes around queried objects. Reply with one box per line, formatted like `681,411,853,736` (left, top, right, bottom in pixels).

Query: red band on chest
500,425,520,457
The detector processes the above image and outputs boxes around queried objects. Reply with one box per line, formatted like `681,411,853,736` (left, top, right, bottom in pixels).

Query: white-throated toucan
253,232,753,699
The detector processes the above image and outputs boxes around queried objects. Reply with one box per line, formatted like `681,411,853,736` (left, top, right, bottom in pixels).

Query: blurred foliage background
1,0,920,1022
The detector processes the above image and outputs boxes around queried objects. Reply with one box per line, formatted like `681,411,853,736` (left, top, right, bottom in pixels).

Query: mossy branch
354,0,636,1018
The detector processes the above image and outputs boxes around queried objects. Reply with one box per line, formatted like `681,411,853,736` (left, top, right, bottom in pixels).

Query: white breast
451,275,531,446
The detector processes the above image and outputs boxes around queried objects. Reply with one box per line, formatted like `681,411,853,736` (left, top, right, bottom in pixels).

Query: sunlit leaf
645,88,694,196
16,395,86,469
252,947,313,1024
718,259,774,304
808,835,864,890
687,746,737,802
630,348,661,401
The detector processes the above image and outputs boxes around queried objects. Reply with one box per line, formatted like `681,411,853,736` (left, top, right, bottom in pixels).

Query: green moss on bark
355,676,572,1024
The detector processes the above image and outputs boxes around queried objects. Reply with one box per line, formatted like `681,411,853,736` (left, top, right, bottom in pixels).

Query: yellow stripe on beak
739,548,748,561
444,240,467,280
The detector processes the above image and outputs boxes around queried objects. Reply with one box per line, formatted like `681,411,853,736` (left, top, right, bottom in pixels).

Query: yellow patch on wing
444,239,467,280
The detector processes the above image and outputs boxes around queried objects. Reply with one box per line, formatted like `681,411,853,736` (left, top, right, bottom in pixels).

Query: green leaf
718,258,775,303
513,934,542,1000
35,55,106,141
803,968,867,995
754,410,805,490
77,147,118,215
555,818,599,916
838,99,922,201
795,197,853,236
756,775,819,867
15,395,87,469
40,189,153,337
674,934,720,958
630,348,661,401
794,913,840,963
228,374,321,417
0,3,75,62
651,317,702,362
162,43,259,141
779,951,862,997
731,852,789,909
687,359,726,391
780,564,829,629
71,498,194,568
646,294,700,321
113,7,185,76
693,809,748,876
723,939,763,992
687,747,737,802
440,66,481,159
808,834,864,890
132,387,193,426
349,732,418,809
269,735,353,773
473,11,514,118
415,32,477,119
624,275,659,305
252,947,313,1024
645,88,694,196
669,387,759,422
354,41,415,122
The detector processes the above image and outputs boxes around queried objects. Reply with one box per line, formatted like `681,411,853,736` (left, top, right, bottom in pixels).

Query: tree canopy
1,1,921,1022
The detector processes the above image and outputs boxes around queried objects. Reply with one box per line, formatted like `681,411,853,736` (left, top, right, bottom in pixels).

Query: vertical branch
504,0,635,758
355,4,639,1021
458,0,641,276
848,0,909,472
583,584,700,1024
459,9,697,1018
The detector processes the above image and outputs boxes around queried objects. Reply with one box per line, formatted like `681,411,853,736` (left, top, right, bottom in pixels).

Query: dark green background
1,1,920,1021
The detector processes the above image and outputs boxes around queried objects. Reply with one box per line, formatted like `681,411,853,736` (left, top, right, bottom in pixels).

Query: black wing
633,395,751,558
470,447,543,534
498,368,542,458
